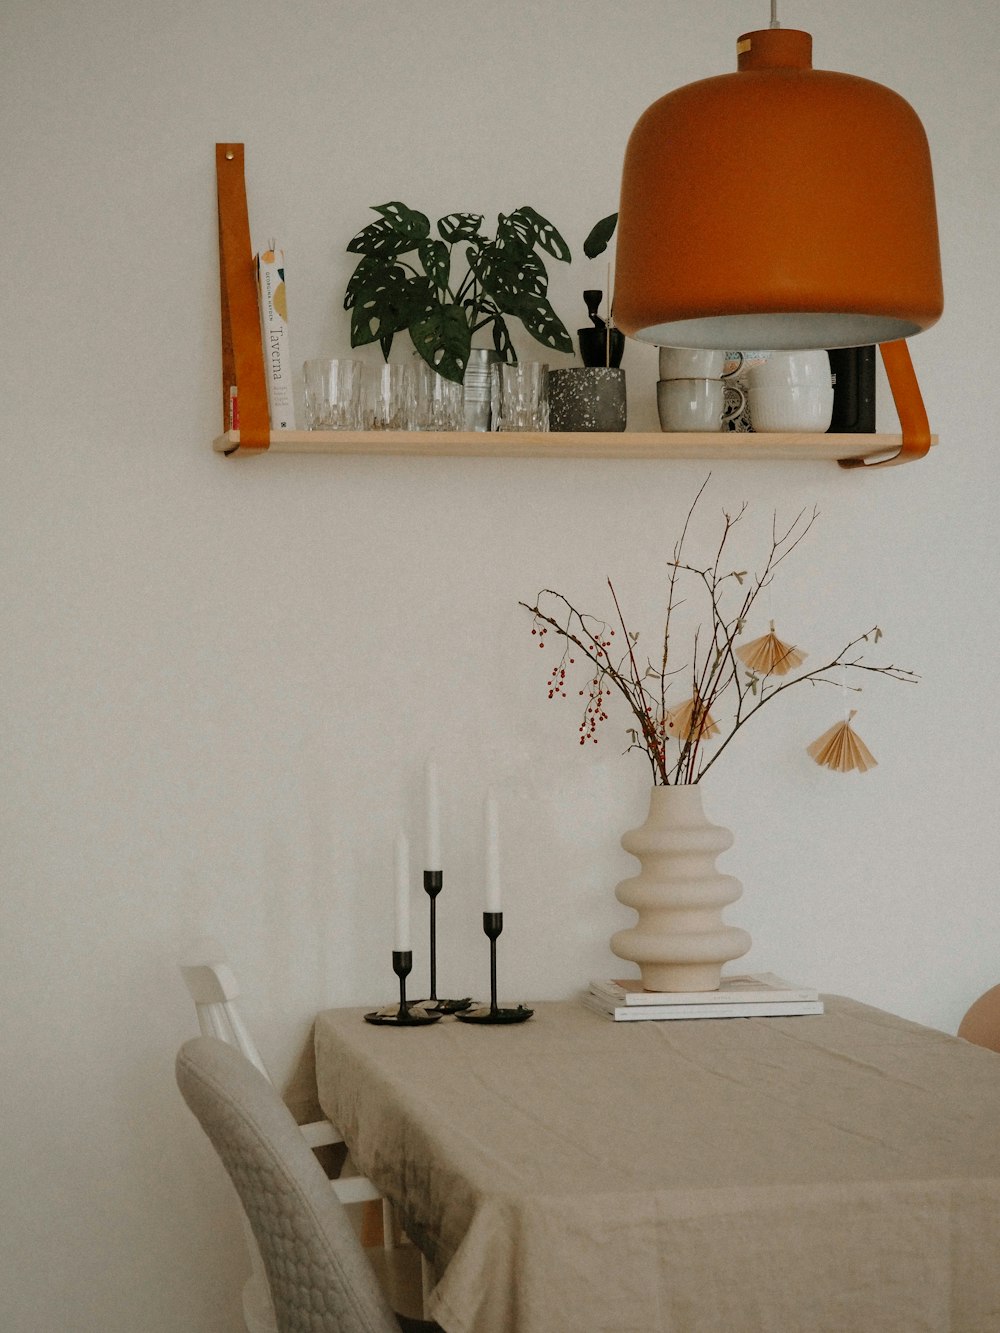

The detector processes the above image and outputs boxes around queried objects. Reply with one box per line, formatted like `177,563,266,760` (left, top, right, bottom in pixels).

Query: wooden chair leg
360,1198,385,1247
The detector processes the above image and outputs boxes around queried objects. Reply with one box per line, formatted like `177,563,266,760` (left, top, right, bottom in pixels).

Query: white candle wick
394,832,411,952
485,790,502,914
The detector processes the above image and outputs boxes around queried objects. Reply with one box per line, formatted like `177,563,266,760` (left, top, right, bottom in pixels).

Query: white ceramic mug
658,347,744,381
657,377,747,432
748,383,834,432
746,350,832,388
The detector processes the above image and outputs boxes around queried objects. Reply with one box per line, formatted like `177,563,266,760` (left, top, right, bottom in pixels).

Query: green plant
583,212,617,260
344,202,574,383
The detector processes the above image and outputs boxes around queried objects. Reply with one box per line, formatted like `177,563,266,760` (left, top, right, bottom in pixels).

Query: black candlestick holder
456,912,533,1024
364,949,442,1026
410,871,472,1015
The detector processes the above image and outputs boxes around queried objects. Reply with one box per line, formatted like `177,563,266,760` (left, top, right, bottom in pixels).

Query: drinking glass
490,362,549,431
303,359,364,430
367,363,413,430
412,360,464,431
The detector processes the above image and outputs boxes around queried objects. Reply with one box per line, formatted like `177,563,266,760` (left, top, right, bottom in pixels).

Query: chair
178,950,385,1205
958,982,1000,1052
177,1037,440,1333
179,947,419,1331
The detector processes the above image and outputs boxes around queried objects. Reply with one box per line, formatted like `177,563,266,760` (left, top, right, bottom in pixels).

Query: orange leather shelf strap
216,143,269,454
839,339,931,468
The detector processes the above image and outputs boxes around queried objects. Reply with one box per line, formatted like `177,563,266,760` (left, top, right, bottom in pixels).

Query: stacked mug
656,349,746,432
745,351,834,432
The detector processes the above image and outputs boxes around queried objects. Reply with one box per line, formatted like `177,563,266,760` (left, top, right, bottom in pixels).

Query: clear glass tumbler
367,363,413,430
303,359,364,430
412,360,464,431
490,362,549,431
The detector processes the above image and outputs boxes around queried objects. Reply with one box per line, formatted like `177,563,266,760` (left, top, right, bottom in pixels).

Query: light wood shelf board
213,430,937,462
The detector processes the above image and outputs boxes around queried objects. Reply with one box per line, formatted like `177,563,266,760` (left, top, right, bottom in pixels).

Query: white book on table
590,972,819,1008
582,992,825,1022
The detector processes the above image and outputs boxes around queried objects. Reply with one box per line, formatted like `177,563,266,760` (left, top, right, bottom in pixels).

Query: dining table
314,995,1000,1333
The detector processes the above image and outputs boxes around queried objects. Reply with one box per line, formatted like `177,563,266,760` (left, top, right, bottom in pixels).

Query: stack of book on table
584,972,824,1021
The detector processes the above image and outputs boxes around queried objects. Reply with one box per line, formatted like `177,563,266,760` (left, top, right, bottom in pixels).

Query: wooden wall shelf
214,143,938,469
212,429,936,464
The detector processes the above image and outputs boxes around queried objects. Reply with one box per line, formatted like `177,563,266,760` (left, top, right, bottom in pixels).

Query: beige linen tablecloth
315,997,1000,1333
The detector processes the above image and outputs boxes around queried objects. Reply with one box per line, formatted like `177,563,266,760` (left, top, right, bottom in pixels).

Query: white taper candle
394,832,411,951
425,759,441,871
485,789,502,913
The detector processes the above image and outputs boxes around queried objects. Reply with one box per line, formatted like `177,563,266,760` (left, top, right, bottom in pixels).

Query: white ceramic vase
610,784,751,993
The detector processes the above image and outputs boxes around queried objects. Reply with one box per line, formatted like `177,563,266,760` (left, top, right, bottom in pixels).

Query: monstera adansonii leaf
409,303,472,383
345,258,434,358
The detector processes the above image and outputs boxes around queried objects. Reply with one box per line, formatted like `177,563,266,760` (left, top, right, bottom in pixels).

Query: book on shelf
582,991,825,1022
589,972,819,1008
255,241,295,430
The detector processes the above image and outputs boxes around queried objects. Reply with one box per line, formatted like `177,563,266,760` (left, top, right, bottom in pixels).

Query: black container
578,326,625,368
828,346,876,432
578,289,624,368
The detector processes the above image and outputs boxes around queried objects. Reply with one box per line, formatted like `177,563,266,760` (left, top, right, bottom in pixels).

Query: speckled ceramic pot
548,367,626,432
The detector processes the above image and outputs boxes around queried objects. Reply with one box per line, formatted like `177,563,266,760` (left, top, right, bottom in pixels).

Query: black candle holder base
456,912,533,1023
363,949,442,1025
364,1006,441,1026
456,1003,533,1025
410,996,474,1015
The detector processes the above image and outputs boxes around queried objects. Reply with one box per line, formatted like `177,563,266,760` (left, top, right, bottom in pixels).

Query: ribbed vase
610,785,751,993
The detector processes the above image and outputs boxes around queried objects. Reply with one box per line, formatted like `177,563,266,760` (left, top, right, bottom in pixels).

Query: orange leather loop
839,339,931,468
216,144,269,454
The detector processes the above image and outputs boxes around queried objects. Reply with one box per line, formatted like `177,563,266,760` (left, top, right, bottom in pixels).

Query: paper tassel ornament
807,710,878,773
667,694,720,742
736,621,806,677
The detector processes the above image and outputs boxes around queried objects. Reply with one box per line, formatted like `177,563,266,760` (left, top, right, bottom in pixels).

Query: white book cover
256,242,295,429
582,992,825,1022
590,972,819,1007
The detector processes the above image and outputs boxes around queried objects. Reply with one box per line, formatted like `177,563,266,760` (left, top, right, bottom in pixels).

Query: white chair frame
179,951,420,1332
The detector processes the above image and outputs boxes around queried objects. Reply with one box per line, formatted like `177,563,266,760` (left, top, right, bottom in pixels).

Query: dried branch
521,488,917,785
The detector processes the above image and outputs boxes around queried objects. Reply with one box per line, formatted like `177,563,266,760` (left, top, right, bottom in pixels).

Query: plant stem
695,633,917,781
522,493,916,786
608,581,668,783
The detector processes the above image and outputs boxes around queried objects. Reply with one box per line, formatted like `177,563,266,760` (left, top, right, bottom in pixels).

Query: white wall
2,1,998,1328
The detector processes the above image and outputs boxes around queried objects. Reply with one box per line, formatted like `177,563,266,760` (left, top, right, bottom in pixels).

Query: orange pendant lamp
614,21,943,351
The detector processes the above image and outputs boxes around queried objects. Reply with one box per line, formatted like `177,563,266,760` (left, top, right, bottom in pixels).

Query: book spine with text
255,243,295,430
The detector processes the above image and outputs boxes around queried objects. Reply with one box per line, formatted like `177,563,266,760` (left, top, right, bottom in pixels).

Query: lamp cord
770,0,780,27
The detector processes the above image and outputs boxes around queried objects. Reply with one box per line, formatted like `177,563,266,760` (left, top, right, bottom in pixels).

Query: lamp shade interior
632,313,922,353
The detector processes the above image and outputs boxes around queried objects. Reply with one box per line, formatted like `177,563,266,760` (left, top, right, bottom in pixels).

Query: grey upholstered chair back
176,1036,402,1333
